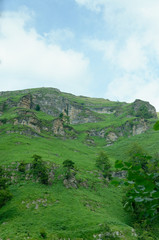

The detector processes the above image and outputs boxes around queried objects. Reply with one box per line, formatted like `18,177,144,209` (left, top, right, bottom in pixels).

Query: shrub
32,155,48,185
63,160,75,179
113,158,159,225
0,166,12,208
136,105,153,119
18,161,26,173
63,160,75,169
127,143,148,171
96,152,112,179
40,228,47,239
35,104,40,111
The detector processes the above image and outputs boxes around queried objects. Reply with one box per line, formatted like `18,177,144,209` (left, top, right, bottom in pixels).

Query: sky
1,0,159,110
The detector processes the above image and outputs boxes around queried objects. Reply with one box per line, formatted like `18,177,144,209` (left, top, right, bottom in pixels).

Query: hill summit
0,87,157,144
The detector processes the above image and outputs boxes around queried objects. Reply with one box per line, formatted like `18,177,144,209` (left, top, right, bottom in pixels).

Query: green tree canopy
127,143,148,171
96,151,111,178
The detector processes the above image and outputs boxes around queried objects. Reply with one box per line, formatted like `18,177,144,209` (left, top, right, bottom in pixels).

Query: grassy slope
0,89,159,239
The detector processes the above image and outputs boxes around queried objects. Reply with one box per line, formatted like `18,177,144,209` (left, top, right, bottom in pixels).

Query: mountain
0,87,157,139
0,87,158,239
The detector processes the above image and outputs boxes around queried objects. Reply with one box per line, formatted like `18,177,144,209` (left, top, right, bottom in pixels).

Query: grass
0,88,159,239
0,180,133,239
0,127,159,239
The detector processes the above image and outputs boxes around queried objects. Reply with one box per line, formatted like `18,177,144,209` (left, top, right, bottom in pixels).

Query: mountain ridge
0,87,157,144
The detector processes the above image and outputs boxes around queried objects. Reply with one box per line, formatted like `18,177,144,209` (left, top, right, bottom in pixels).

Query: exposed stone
131,99,157,119
132,119,148,135
52,118,65,136
87,118,149,144
0,88,157,141
106,132,118,142
88,129,106,138
18,94,32,109
14,110,41,133
112,171,126,178
85,138,96,146
63,177,78,188
89,107,116,114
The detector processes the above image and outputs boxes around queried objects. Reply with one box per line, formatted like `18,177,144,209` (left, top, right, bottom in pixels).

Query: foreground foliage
114,157,159,225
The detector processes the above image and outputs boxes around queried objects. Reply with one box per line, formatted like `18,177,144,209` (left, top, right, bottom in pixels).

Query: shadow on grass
0,207,18,224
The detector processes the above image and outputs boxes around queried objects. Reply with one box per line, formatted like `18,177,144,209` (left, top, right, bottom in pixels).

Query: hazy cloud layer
0,9,91,95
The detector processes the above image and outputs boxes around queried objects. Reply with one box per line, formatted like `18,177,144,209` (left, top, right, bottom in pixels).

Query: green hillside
0,88,159,240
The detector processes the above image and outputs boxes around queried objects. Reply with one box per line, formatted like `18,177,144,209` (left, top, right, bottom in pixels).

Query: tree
154,121,159,131
96,152,112,179
127,143,148,171
35,104,40,111
63,160,75,169
0,166,12,208
63,160,75,179
32,155,48,185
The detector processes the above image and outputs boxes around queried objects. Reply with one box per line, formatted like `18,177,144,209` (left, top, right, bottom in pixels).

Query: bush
113,158,159,225
40,228,47,239
63,160,75,169
0,189,12,208
96,152,112,179
136,105,153,119
0,166,12,208
32,155,48,185
63,160,75,179
18,161,26,173
35,104,40,111
127,143,148,171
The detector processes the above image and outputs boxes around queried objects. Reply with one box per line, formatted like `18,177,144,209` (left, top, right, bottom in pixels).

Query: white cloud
87,37,147,72
106,74,159,111
78,0,159,110
75,0,105,12
0,8,91,95
44,29,74,45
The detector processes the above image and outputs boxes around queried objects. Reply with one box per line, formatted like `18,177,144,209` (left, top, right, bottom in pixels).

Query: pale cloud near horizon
77,0,159,110
0,9,91,95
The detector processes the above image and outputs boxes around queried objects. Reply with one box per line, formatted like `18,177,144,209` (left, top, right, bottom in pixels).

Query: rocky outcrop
87,118,149,144
18,94,32,109
52,119,65,136
14,110,41,133
32,93,101,124
0,88,157,141
130,99,157,119
63,177,78,188
89,107,116,114
106,132,118,142
132,119,148,135
87,129,106,138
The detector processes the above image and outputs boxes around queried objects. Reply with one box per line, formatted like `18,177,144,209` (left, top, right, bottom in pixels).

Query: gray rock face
106,132,118,142
89,107,116,114
18,92,101,124
0,88,157,141
131,99,157,119
52,119,65,136
87,118,149,143
14,110,41,133
18,94,32,109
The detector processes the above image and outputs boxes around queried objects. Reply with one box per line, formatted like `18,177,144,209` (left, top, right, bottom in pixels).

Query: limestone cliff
0,88,157,142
